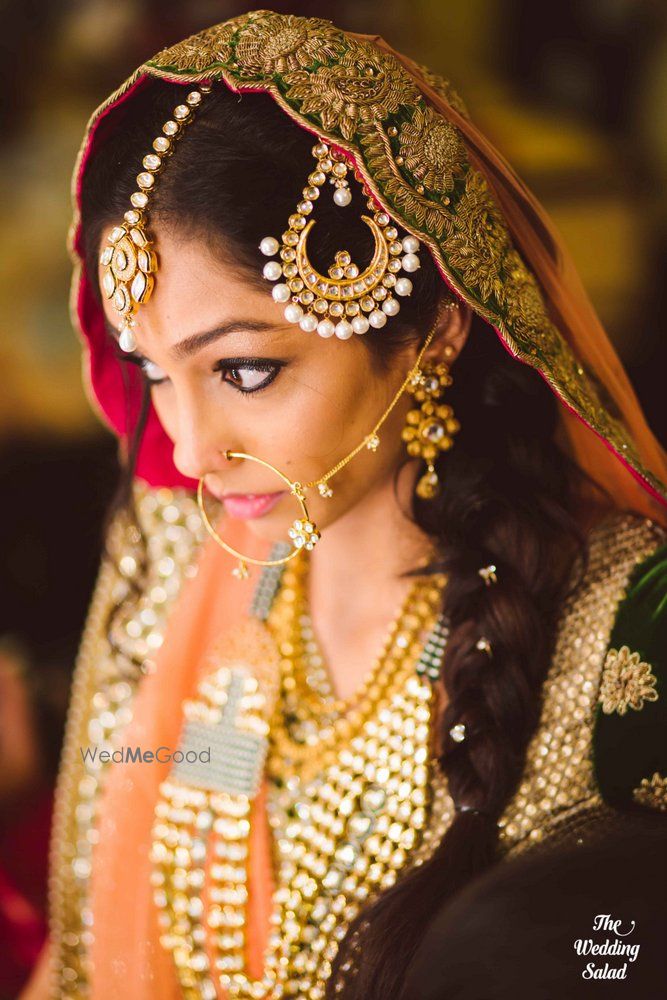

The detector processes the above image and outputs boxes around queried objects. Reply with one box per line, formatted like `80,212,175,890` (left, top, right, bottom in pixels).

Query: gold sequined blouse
48,486,667,997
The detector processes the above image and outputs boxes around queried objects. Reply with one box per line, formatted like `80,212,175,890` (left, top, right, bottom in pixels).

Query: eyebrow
104,317,281,359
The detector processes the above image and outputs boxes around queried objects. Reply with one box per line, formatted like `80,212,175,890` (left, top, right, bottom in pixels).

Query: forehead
97,222,282,340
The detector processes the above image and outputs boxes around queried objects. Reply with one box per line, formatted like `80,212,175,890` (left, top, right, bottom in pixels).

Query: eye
215,360,282,395
140,358,168,385
117,351,169,385
118,352,283,395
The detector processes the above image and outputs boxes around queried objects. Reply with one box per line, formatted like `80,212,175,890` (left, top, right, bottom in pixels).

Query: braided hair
326,304,593,997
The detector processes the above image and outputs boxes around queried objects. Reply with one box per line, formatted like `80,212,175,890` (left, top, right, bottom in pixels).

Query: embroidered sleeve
593,539,667,813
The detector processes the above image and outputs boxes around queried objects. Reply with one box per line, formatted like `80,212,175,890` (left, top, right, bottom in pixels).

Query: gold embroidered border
48,485,205,998
499,512,666,854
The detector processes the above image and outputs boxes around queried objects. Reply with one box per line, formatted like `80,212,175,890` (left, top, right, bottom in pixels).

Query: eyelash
119,353,283,396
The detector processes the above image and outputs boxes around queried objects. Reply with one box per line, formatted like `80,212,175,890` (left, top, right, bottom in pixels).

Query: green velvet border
593,543,667,808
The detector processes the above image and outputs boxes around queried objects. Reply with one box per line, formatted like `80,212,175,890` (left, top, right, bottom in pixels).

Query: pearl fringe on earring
260,141,421,339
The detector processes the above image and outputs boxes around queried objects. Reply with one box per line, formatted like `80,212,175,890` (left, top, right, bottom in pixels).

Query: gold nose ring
197,450,320,579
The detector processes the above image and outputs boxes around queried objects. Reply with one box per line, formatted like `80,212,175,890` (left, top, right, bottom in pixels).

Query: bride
24,11,667,1000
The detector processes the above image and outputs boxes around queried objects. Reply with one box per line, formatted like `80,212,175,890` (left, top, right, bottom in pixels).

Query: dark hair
80,78,608,997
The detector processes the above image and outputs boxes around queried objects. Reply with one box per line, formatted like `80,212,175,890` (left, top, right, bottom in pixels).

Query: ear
423,297,472,366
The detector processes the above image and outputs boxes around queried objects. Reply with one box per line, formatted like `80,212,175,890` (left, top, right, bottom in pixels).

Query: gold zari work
48,486,205,998
498,513,664,852
282,44,420,141
234,13,345,77
632,772,667,812
598,645,659,715
397,105,466,196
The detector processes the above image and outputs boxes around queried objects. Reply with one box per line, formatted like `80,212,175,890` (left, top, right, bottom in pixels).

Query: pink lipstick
220,491,284,519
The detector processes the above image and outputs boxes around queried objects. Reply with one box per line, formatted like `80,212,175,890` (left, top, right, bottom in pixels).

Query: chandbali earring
403,334,460,499
197,317,447,578
259,140,421,340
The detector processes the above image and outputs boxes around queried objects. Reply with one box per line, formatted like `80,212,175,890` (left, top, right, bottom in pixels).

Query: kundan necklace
269,550,447,782
150,544,449,1000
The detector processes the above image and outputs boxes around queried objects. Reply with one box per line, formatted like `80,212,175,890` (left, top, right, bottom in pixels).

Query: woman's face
98,224,469,542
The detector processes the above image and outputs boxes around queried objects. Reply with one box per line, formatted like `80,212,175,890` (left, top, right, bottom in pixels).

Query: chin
243,504,335,545
242,511,294,541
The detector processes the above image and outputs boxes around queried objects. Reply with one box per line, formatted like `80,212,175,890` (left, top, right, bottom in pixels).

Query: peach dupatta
88,518,275,998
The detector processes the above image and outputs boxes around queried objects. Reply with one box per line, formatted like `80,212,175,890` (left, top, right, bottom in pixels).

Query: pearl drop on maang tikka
260,141,421,340
99,85,212,353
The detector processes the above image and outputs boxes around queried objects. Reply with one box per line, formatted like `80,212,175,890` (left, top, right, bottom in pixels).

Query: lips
218,491,284,520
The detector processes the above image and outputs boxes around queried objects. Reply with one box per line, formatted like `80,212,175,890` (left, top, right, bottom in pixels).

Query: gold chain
267,552,447,783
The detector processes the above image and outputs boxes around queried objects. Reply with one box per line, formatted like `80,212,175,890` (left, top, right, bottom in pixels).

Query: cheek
244,366,412,534
150,357,411,532
254,362,381,473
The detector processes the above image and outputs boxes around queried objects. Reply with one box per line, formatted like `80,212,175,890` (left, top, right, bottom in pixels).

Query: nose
171,393,230,481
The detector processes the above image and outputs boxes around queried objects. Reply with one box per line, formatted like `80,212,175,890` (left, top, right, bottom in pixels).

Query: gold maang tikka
99,84,213,352
98,80,458,577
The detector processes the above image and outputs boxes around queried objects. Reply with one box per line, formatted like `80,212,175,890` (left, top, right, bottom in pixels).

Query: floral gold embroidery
632,772,667,812
284,41,420,140
599,645,659,715
443,169,511,304
398,105,466,195
503,249,551,340
360,125,456,237
234,11,345,77
153,19,240,71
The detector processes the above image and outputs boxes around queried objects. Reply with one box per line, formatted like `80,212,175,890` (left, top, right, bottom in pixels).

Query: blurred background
1,1,666,994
